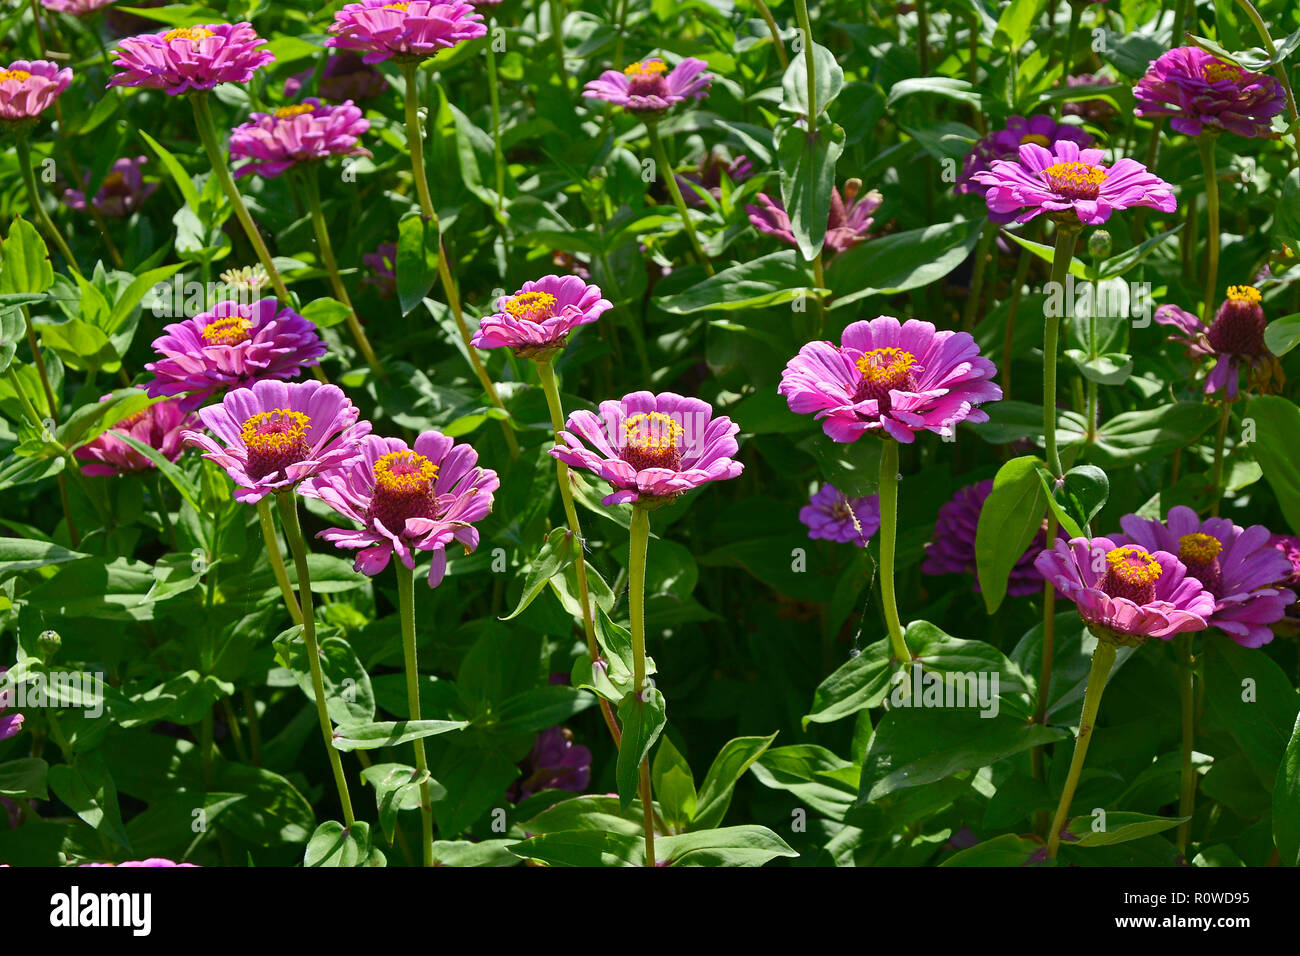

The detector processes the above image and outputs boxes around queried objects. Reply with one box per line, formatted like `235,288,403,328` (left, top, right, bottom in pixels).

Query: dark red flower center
852,347,919,410
241,409,312,481
624,60,669,99
621,412,683,471
1207,285,1267,356
1099,546,1163,605
367,449,441,533
1177,532,1223,596
1042,161,1106,200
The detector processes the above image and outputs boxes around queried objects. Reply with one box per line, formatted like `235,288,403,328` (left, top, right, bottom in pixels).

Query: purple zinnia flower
747,179,882,257
676,151,752,208
183,380,370,504
583,57,711,113
1153,285,1283,398
63,155,156,218
80,859,198,867
145,298,328,411
299,430,498,586
40,0,116,16
229,98,372,178
362,241,398,297
508,727,592,801
1113,506,1296,648
955,114,1093,201
1270,535,1300,631
779,316,1002,444
326,1,487,64
0,667,23,742
472,275,612,357
921,479,1047,596
1034,537,1215,642
799,484,880,547
73,397,196,477
108,23,275,95
972,141,1176,225
283,51,389,102
0,60,72,124
1134,46,1286,138
550,392,742,506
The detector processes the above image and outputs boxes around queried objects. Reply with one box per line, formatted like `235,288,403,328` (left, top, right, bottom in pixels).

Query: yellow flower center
1178,532,1223,566
274,103,316,119
1203,61,1244,84
625,412,683,452
240,409,310,454
855,347,917,385
200,315,253,347
1019,133,1051,148
162,27,216,44
102,171,126,190
384,2,410,9
373,450,438,497
0,69,33,83
504,291,557,323
624,60,668,77
1105,546,1163,586
1225,284,1262,305
1043,161,1107,200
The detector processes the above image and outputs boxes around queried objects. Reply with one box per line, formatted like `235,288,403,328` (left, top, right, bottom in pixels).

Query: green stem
1046,636,1118,859
276,493,355,827
878,439,910,664
1209,398,1232,516
1045,225,1080,477
395,559,434,867
14,135,75,266
1057,1,1082,110
1001,243,1034,396
646,121,714,276
24,313,58,424
795,0,817,119
1198,134,1220,326
1176,633,1196,857
154,472,177,551
485,29,506,214
753,0,790,70
961,222,997,332
1232,0,1300,170
613,0,629,67
549,0,570,90
915,0,930,73
628,503,655,866
257,497,302,625
191,94,291,303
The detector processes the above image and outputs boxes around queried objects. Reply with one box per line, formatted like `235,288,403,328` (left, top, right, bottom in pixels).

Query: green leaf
615,687,667,808
139,129,201,211
277,630,376,726
114,433,203,512
502,527,572,620
657,251,822,314
886,76,987,109
658,825,798,866
975,455,1047,613
1201,635,1299,790
780,41,844,117
691,733,778,830
804,639,897,727
301,296,352,329
1274,711,1300,867
1036,464,1109,538
828,219,984,308
48,755,131,850
0,217,54,295
1264,313,1300,357
509,829,644,866
0,538,88,574
1065,811,1187,847
360,763,445,847
0,757,49,800
331,718,469,752
941,833,1042,866
1247,396,1300,531
652,736,697,830
1084,402,1220,468
305,820,383,867
775,116,845,261
396,213,440,317
994,0,1047,50
0,308,27,374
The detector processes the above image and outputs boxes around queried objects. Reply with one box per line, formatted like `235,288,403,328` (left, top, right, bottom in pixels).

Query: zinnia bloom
299,430,498,586
326,1,487,64
73,397,196,477
283,51,389,101
362,241,398,297
0,667,22,742
747,179,882,256
1270,534,1300,631
1034,537,1215,642
583,57,711,113
550,392,742,506
778,316,1001,444
1134,46,1286,138
80,859,198,867
0,60,72,124
1153,285,1283,397
677,151,752,208
508,726,592,801
108,23,275,95
472,275,612,356
955,114,1093,200
972,141,1176,225
229,98,371,178
40,0,116,15
183,380,371,504
145,298,327,410
799,484,880,547
921,479,1046,596
1113,506,1296,648
63,155,156,217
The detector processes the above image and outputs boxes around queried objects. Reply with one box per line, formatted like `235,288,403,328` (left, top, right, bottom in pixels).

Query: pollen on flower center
623,60,670,97
162,27,216,44
368,449,441,532
200,315,253,347
853,347,919,408
504,291,557,324
1043,161,1107,200
0,70,33,83
1178,532,1224,594
240,409,312,480
1226,284,1262,305
624,60,668,77
622,412,684,471
274,103,316,119
383,2,411,9
1203,62,1244,84
1100,545,1163,605
1019,133,1051,147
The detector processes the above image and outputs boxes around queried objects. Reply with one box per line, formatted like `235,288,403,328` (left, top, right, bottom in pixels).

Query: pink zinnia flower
583,57,711,113
921,479,1048,597
283,51,389,102
183,380,370,504
778,317,1002,444
73,397,196,477
80,859,198,867
1270,535,1300,631
550,392,742,506
1134,46,1286,138
956,114,1094,200
63,155,156,218
1113,506,1296,648
108,23,274,95
1034,537,1215,642
472,275,612,356
229,99,372,178
326,1,487,64
40,0,116,15
299,430,498,586
0,60,72,123
799,484,880,547
747,179,882,256
145,298,328,411
971,141,1176,225
0,667,22,741
1153,285,1283,398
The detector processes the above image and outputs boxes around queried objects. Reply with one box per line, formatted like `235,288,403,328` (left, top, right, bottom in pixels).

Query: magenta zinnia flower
362,241,398,297
1034,537,1215,642
779,317,1001,444
73,397,196,477
1270,535,1300,631
921,479,1047,596
677,151,752,208
1113,506,1296,648
0,667,22,742
0,60,72,124
183,380,370,504
955,114,1093,203
230,99,371,178
550,392,742,506
747,179,882,257
1153,285,1283,398
472,275,612,356
799,484,880,547
40,0,116,15
972,141,1176,225
326,1,487,64
108,23,274,95
283,51,389,102
1134,46,1286,138
63,155,156,218
80,859,198,867
299,430,498,586
508,726,592,801
145,298,327,411
583,57,711,113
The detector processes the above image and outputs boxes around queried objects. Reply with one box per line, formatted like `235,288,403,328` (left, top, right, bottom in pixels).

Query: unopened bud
37,629,61,663
1087,229,1111,261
